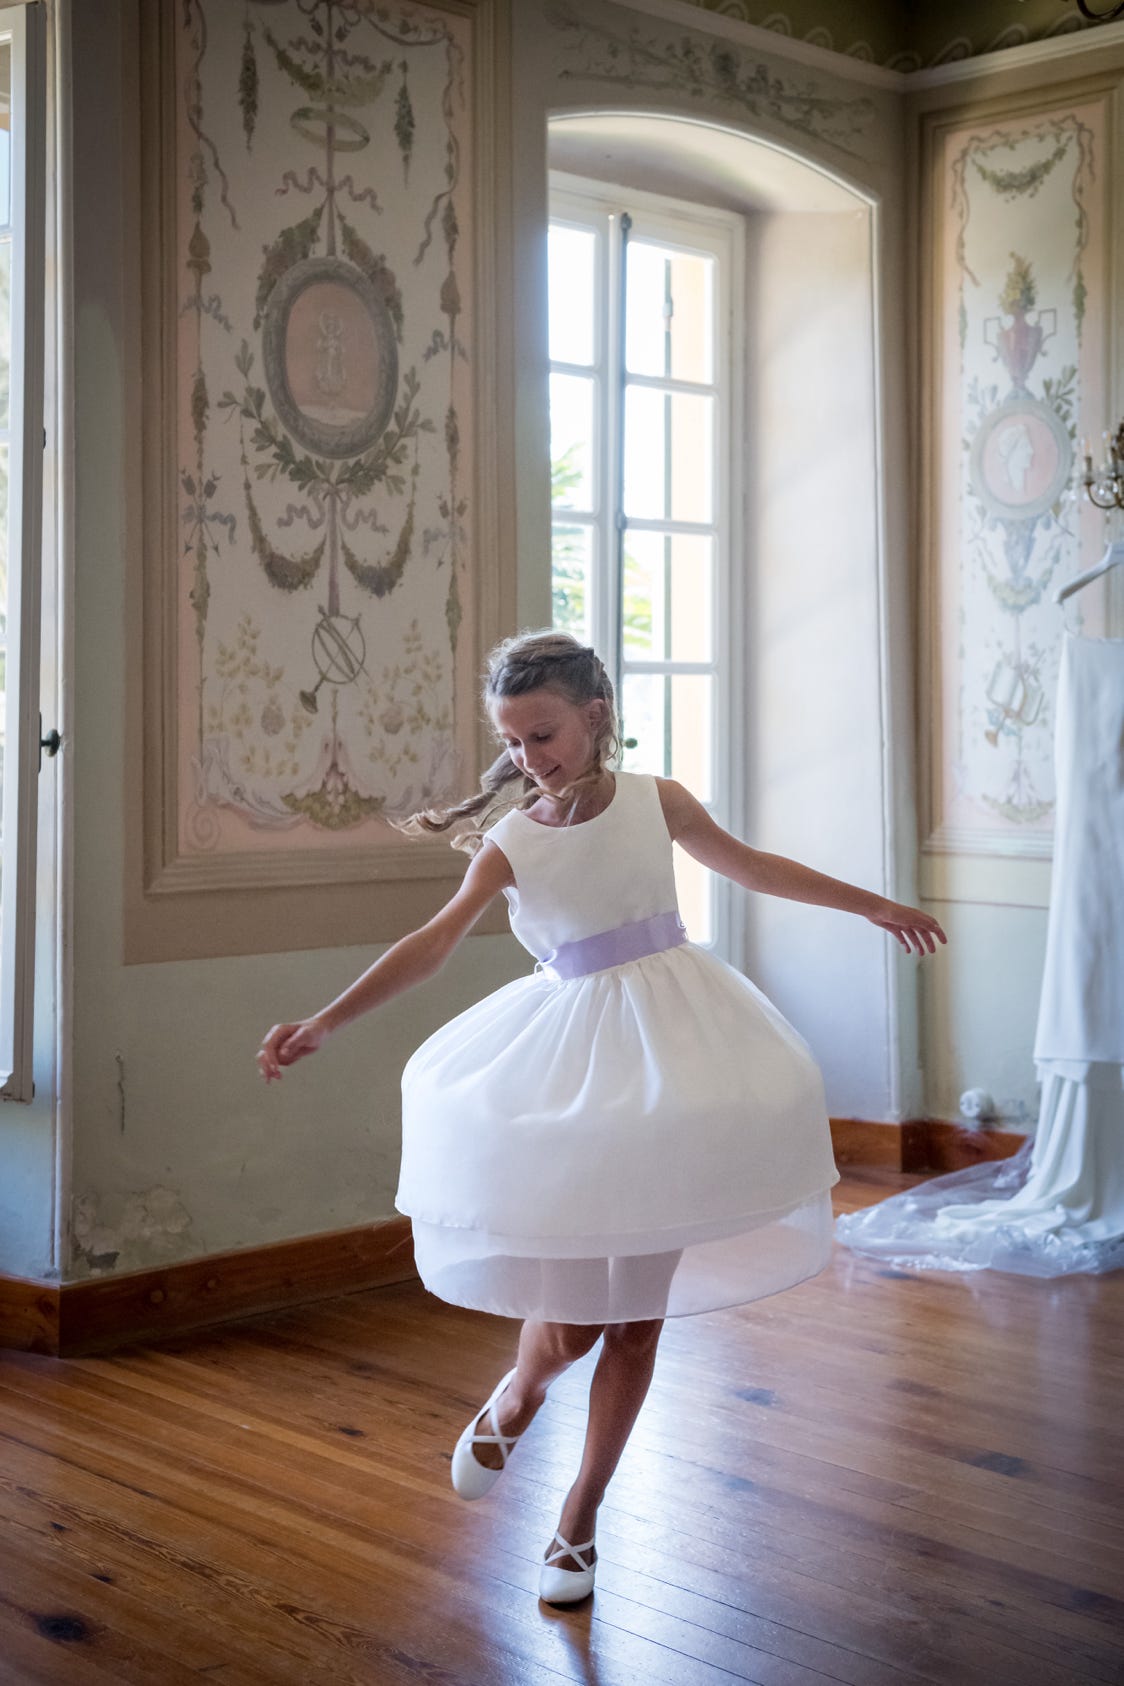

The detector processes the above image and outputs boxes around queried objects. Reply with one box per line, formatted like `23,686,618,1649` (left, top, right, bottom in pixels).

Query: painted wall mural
174,0,475,859
548,3,875,161
931,101,1106,855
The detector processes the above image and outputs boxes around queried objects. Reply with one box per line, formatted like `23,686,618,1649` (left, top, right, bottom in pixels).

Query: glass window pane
626,240,714,384
620,671,663,777
550,372,595,513
668,250,713,384
0,440,7,897
625,241,666,378
0,77,8,915
0,39,9,892
621,671,714,804
671,673,713,803
549,223,596,367
623,386,712,524
674,845,714,946
622,530,713,663
0,43,9,229
0,239,10,434
621,672,715,943
552,521,593,644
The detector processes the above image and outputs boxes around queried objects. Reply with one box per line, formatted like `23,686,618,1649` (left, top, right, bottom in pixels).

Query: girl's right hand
865,898,947,955
256,1017,329,1083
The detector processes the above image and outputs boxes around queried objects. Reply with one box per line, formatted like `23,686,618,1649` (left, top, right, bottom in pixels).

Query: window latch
39,717,61,771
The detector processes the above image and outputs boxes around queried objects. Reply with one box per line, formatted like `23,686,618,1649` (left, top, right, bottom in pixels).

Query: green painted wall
680,0,1103,69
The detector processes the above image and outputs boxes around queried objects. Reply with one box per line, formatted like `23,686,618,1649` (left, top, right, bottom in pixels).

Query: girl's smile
491,689,608,798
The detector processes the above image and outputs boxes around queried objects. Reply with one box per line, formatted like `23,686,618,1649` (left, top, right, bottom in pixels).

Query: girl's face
491,686,607,796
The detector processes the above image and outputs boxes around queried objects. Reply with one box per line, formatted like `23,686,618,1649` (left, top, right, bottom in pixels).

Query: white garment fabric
396,771,840,1321
1034,632,1124,1066
836,631,1124,1276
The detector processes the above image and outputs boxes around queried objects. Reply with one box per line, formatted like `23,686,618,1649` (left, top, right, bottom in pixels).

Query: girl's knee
548,1321,604,1361
603,1316,664,1351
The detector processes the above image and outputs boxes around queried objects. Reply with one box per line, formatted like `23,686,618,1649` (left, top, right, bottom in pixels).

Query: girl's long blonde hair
401,629,621,853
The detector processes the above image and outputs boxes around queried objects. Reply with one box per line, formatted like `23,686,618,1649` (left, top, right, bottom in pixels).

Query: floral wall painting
546,3,876,163
161,0,489,873
927,101,1106,857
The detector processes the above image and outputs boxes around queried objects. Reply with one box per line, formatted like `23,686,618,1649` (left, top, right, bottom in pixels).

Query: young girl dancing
257,629,946,1605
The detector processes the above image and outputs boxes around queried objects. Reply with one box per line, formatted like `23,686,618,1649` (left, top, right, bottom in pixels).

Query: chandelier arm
1075,0,1124,18
1084,487,1123,511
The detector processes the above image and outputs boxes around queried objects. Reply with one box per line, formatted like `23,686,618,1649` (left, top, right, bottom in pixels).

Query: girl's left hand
866,898,947,955
257,1016,328,1082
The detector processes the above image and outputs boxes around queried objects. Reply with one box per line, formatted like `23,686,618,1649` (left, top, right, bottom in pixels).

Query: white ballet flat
538,1530,597,1604
450,1367,521,1499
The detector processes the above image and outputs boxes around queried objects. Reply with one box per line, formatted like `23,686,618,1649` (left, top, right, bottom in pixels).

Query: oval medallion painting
263,256,399,459
968,397,1073,524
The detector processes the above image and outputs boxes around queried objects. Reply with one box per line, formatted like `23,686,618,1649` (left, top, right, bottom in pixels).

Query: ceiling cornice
908,18,1124,87
614,0,904,90
615,0,1124,94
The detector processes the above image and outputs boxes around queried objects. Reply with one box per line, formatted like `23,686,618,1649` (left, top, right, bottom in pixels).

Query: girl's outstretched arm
656,778,947,957
256,840,514,1081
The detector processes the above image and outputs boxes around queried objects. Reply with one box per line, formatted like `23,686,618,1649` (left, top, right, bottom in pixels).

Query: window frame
0,0,46,1101
548,171,745,964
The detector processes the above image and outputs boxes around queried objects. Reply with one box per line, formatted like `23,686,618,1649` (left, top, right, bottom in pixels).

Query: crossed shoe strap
544,1530,596,1570
470,1393,520,1465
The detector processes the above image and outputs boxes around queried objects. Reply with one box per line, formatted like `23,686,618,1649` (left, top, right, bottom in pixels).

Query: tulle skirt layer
835,1062,1124,1278
396,942,840,1321
409,1190,835,1322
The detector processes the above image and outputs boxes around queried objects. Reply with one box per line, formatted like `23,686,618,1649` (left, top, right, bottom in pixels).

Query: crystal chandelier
1081,423,1124,511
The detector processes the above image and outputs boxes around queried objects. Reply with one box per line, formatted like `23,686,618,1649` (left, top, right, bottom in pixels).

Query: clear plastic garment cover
836,618,1124,1278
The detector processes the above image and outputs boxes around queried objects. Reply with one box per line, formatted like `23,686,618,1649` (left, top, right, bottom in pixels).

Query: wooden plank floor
1,1167,1122,1686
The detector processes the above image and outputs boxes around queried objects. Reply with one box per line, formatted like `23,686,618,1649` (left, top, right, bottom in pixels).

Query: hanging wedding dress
835,628,1124,1276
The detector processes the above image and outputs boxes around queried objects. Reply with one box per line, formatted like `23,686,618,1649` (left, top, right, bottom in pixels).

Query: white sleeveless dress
396,771,841,1322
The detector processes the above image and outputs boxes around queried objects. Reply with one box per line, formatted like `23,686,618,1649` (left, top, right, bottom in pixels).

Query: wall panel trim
123,0,516,963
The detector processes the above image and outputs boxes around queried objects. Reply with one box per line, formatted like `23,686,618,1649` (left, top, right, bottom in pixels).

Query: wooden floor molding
0,1217,415,1359
829,1114,1027,1173
1,1122,1028,1359
0,1165,1119,1686
0,1275,59,1358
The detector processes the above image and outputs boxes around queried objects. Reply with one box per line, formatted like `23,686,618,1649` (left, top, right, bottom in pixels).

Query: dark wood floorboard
1,1168,1122,1685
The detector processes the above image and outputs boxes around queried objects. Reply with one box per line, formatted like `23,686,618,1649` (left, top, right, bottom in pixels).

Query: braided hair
401,629,621,852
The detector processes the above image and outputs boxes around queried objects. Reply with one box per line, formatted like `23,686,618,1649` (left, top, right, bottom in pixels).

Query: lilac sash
538,910,687,981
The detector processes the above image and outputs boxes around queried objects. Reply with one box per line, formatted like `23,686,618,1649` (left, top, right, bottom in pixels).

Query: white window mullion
623,516,717,539
551,358,605,381
622,371,720,400
0,1,46,1100
622,660,717,677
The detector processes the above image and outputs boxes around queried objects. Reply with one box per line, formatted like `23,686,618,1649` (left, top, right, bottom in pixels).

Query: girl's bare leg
468,1317,603,1472
464,1315,665,1575
551,1317,664,1569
